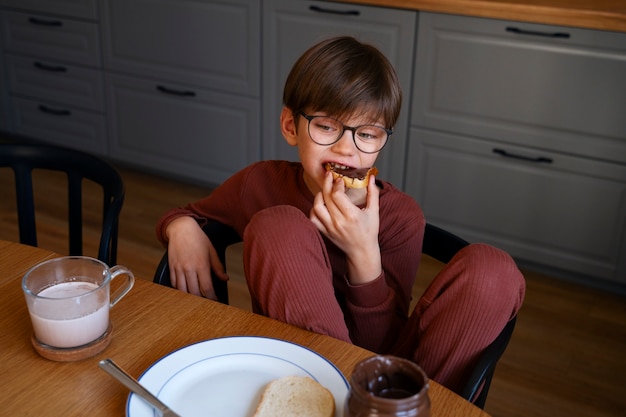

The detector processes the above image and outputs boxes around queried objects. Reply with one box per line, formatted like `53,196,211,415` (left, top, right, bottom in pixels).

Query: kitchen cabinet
262,0,417,186
0,3,107,153
1,1,624,290
405,13,626,286
101,0,261,184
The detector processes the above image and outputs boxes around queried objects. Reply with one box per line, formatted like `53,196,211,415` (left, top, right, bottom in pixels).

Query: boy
156,36,525,395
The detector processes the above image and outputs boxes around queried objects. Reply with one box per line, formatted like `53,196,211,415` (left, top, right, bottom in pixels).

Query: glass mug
345,355,431,417
22,256,134,349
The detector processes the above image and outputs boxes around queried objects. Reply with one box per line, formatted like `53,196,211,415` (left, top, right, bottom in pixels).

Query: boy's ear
280,107,298,147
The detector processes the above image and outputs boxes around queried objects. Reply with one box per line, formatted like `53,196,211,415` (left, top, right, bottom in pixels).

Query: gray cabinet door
1,10,101,66
407,12,626,289
0,7,106,152
0,0,99,20
5,53,104,112
412,12,626,164
105,74,260,185
101,0,260,95
11,96,107,154
405,128,626,285
262,0,416,187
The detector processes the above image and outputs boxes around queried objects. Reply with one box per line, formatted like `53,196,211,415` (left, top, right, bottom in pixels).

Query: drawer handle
309,5,360,16
38,105,71,116
506,26,570,39
34,61,67,73
493,148,553,164
28,17,63,27
156,85,196,97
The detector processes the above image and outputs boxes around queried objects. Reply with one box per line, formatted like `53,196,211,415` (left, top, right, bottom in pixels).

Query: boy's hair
283,36,402,130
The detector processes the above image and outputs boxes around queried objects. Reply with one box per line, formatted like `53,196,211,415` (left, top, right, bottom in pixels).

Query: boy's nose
330,130,356,154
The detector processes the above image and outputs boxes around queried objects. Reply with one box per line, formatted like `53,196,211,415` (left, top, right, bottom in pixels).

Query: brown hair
283,36,402,130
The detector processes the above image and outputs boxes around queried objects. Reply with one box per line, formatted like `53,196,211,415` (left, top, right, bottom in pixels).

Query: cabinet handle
156,85,196,97
38,105,71,116
34,61,68,73
493,148,553,164
28,17,63,27
309,5,360,16
506,26,570,39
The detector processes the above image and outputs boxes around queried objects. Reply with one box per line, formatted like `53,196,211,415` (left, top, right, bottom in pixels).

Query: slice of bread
253,376,335,417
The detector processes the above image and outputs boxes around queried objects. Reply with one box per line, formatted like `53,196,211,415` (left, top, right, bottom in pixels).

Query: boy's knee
459,243,520,275
245,205,318,244
455,243,526,308
462,243,517,266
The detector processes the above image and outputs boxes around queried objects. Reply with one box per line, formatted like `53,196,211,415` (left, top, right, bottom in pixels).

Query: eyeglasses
299,112,392,154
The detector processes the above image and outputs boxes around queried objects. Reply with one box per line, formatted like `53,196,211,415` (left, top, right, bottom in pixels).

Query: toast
325,163,378,189
253,376,335,417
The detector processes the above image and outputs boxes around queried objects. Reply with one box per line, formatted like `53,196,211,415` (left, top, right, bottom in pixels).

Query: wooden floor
1,163,625,417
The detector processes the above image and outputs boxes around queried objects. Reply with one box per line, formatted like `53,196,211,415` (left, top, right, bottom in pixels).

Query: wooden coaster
31,323,113,362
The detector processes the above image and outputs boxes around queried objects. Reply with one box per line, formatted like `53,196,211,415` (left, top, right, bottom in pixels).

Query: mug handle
109,265,135,307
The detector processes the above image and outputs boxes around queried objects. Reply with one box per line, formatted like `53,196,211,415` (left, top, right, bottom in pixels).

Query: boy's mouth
324,162,370,180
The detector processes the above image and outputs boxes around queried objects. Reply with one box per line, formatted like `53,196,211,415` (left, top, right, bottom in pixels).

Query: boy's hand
165,216,229,300
310,171,382,284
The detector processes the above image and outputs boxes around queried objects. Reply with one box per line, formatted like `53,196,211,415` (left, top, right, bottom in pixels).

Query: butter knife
99,358,181,417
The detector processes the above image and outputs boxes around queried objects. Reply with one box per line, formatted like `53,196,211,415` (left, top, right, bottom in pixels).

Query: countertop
337,0,626,33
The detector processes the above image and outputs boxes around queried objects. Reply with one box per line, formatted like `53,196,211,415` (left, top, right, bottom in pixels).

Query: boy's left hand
310,171,382,284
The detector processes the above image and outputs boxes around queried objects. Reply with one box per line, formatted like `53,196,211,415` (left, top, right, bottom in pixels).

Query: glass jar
345,355,430,417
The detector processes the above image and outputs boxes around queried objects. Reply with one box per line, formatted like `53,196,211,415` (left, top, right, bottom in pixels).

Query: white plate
126,336,348,417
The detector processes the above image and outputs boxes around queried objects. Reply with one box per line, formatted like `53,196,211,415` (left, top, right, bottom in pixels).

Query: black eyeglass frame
298,112,392,154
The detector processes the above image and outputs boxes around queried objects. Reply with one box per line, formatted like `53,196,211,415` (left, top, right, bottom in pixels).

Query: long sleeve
331,191,425,352
156,161,309,245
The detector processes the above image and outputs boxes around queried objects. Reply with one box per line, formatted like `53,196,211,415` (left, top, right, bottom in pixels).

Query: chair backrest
422,222,469,262
422,222,516,409
153,220,241,304
0,142,125,265
461,316,517,408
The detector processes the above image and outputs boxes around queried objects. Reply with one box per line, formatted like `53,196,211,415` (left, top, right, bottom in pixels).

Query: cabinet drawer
11,96,107,155
1,10,101,66
5,53,104,112
0,0,98,20
105,74,260,185
102,0,260,95
405,128,626,284
412,13,626,164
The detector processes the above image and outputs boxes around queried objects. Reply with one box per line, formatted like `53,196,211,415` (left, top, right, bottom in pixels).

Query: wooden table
0,241,489,417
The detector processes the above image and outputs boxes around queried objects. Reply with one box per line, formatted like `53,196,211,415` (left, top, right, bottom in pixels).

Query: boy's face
280,107,381,200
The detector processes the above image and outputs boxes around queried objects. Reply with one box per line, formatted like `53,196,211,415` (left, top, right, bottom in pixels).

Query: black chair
422,222,470,263
154,220,515,408
0,142,125,266
153,220,241,304
461,316,516,408
422,223,516,408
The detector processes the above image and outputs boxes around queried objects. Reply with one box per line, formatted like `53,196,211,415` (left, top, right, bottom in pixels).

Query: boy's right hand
164,216,229,300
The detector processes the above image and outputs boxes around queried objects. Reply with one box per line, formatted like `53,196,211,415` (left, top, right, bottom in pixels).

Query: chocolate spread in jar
345,355,430,417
